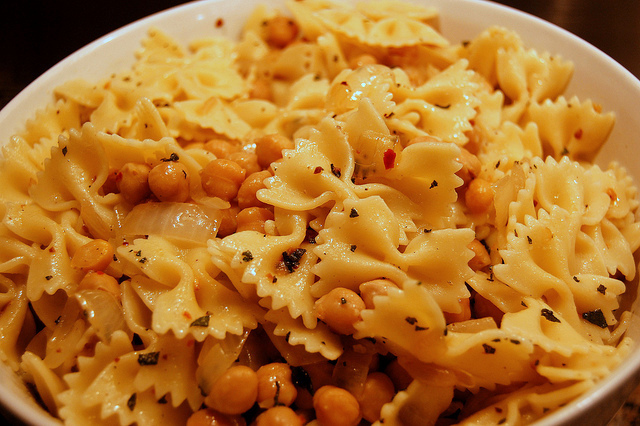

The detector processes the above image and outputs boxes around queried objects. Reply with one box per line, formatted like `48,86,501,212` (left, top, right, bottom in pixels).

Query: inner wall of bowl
1,0,640,425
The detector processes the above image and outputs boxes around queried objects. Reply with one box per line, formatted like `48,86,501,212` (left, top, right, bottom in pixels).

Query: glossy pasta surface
0,0,639,425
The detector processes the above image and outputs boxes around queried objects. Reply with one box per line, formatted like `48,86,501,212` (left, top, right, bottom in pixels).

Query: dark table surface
1,0,640,425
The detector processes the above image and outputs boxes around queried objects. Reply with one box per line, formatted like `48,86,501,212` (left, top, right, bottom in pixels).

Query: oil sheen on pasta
0,0,639,425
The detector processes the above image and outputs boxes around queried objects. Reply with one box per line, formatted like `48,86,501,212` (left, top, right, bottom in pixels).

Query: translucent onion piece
75,289,127,343
196,330,249,395
120,202,221,245
331,346,373,399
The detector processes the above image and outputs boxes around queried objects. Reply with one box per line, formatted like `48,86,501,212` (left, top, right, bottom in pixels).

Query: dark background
1,0,640,110
0,0,640,425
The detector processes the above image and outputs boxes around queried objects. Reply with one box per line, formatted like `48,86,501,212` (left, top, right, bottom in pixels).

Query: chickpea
256,363,297,408
456,146,482,186
227,151,261,176
358,279,397,310
78,271,121,301
264,16,299,49
250,78,273,101
205,365,258,415
237,171,271,209
186,408,246,426
200,159,247,201
236,207,274,233
348,54,377,69
117,162,151,204
255,406,303,426
443,297,472,324
358,372,395,423
313,385,361,426
217,206,240,238
71,239,114,272
384,359,412,391
254,134,293,169
148,161,191,202
467,239,491,271
315,287,365,335
465,178,494,214
204,139,239,159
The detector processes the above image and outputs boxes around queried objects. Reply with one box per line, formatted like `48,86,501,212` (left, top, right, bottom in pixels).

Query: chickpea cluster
101,132,294,239
185,335,401,426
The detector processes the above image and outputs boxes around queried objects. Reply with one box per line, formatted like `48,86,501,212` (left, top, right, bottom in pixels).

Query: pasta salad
0,0,639,425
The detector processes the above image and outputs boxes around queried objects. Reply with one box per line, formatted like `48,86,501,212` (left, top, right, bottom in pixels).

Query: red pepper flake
574,128,583,139
314,166,323,174
183,311,193,320
383,149,396,170
215,18,224,28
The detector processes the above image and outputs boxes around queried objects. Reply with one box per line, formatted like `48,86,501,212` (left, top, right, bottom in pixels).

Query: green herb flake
541,308,560,323
190,315,210,328
127,393,137,410
137,351,160,366
482,343,496,354
582,309,608,328
405,316,418,325
242,250,253,262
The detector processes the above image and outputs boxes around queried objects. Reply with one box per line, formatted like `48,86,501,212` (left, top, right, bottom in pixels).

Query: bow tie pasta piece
0,276,29,371
315,8,448,48
120,237,260,341
58,331,194,425
209,212,319,328
525,96,615,161
264,309,343,361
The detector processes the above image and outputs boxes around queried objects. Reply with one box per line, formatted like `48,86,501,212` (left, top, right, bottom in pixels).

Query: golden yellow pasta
0,0,638,425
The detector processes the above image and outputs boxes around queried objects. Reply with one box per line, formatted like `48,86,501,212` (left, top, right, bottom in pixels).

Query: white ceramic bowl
1,0,640,425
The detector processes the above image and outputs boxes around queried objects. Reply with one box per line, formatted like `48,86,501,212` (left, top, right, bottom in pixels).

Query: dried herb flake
190,315,210,328
582,309,608,328
137,351,160,366
127,393,137,410
242,251,253,262
330,163,341,178
405,316,418,325
541,308,560,323
482,343,496,354
281,248,306,272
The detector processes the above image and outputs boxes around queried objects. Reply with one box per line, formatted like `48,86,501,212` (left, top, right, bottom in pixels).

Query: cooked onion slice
120,202,221,245
75,289,127,343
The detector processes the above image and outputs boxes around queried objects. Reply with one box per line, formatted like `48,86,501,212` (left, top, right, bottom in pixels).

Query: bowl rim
1,0,640,425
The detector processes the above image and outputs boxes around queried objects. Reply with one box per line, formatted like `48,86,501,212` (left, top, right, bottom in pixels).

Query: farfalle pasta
0,0,638,425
